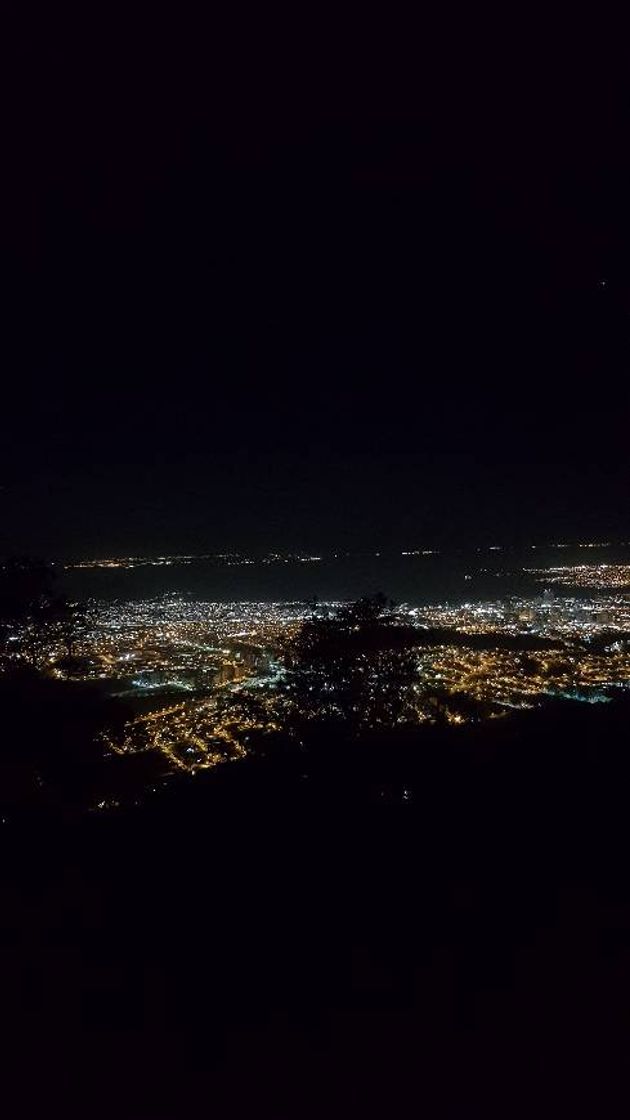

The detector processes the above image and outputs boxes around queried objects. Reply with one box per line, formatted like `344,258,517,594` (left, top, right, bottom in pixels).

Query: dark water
60,544,630,604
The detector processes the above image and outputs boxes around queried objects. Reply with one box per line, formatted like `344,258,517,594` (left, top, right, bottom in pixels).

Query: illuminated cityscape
524,563,630,589
4,553,630,790
5,25,630,1109
5,28,630,1107
62,552,324,571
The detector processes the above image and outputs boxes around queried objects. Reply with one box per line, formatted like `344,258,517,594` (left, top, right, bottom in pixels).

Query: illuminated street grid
394,594,630,716
5,588,630,773
408,595,630,639
23,600,325,772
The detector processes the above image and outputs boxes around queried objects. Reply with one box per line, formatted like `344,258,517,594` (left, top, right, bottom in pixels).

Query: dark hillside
2,698,630,1116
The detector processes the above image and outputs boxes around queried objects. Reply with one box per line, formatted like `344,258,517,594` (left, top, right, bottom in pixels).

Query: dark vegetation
2,697,630,1117
291,593,560,656
1,573,630,1114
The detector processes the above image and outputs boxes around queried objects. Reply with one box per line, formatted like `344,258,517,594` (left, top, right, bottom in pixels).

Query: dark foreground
2,700,630,1117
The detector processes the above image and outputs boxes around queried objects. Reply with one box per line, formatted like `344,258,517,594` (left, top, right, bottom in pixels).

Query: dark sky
1,12,628,557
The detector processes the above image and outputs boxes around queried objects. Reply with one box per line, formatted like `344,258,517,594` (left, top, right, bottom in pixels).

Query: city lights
4,575,630,781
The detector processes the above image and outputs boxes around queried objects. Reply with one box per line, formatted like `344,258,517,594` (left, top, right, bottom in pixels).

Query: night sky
1,13,628,558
